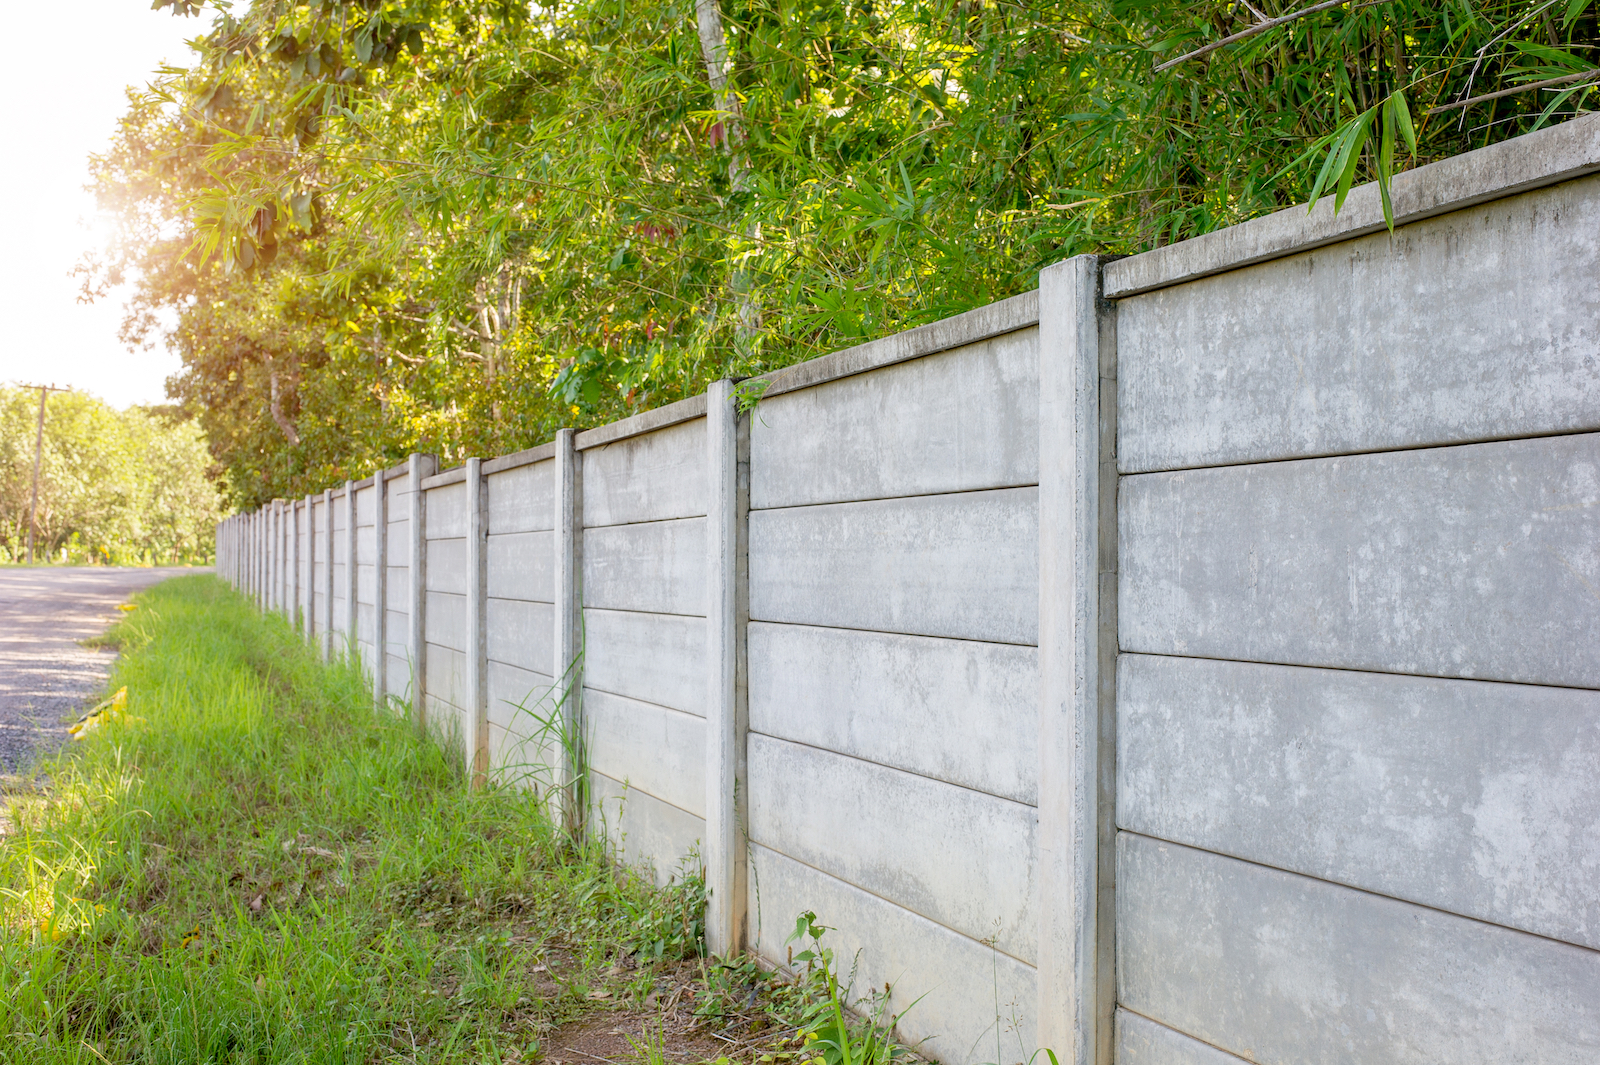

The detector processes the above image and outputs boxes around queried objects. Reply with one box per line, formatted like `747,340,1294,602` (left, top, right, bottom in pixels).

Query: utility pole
23,383,69,565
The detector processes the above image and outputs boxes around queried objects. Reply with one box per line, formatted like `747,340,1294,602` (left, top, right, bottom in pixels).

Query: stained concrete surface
0,567,196,773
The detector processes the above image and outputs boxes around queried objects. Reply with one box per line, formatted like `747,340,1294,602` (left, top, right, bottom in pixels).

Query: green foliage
0,389,223,564
88,1,1598,505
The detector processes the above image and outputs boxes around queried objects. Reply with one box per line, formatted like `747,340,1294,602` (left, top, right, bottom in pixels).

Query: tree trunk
265,358,302,446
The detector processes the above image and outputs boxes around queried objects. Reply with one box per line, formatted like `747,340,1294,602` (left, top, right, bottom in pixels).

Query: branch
1153,0,1351,73
1427,67,1600,114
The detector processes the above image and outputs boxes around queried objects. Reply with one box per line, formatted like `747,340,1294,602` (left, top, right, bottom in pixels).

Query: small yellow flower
117,603,138,612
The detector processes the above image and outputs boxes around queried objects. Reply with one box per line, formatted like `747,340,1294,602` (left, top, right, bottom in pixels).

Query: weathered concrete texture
748,734,1037,962
749,327,1039,510
582,608,704,715
384,653,411,703
1119,653,1600,950
486,530,554,602
747,622,1036,804
425,538,467,595
582,518,706,616
589,771,705,886
486,598,554,676
585,688,706,818
1115,1011,1252,1065
1117,834,1600,1065
425,642,466,713
1118,176,1600,472
486,659,555,738
1104,112,1600,298
749,489,1038,645
425,481,469,538
582,417,707,527
1119,433,1600,687
748,843,1037,1065
486,459,555,533
424,591,466,653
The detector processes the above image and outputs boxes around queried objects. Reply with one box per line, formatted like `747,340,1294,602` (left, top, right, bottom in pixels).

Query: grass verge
0,575,900,1065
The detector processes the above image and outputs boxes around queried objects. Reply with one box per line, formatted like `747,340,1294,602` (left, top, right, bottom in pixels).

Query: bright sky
0,2,209,409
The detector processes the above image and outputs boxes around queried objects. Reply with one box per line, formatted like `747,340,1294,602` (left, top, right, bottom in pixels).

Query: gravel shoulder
0,566,203,774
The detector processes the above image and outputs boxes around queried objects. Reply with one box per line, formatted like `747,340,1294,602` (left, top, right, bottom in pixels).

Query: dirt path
0,566,200,774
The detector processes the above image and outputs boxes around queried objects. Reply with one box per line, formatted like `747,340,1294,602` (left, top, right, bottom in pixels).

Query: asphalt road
0,567,201,774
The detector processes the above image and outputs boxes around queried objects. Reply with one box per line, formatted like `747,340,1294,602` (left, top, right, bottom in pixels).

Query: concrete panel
487,659,557,737
749,843,1037,1065
1116,1011,1252,1065
1118,176,1600,472
355,524,376,562
582,608,704,716
426,693,469,748
748,622,1036,804
582,417,706,527
749,735,1037,962
424,590,466,654
582,518,706,616
425,641,467,713
355,604,375,647
750,489,1038,645
355,564,376,607
1119,433,1600,687
585,689,706,818
425,537,466,595
486,459,555,534
385,515,410,560
590,772,705,886
383,609,409,656
425,481,469,539
488,721,560,793
1119,653,1600,949
384,565,410,608
486,597,554,676
486,530,554,603
384,653,412,704
1117,834,1600,1065
354,483,377,526
751,328,1039,510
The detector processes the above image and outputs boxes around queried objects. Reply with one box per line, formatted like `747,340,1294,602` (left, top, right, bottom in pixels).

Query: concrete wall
217,113,1600,1065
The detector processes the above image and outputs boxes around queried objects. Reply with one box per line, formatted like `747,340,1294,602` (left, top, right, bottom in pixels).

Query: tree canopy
88,0,1599,508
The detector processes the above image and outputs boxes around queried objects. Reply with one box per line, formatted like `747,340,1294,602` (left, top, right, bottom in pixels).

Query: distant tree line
86,0,1598,508
0,388,223,565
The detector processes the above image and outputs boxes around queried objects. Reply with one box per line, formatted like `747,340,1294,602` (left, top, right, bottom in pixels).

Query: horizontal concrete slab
383,654,412,705
424,537,467,595
486,530,554,603
582,416,707,527
590,771,705,887
749,843,1037,1065
582,517,706,616
750,326,1039,509
487,659,557,737
354,483,377,526
355,564,376,607
583,608,705,716
748,735,1037,962
1119,433,1600,687
1116,1011,1252,1065
383,567,409,606
1118,176,1600,472
1117,834,1600,1065
486,458,556,534
748,622,1036,804
750,489,1038,645
425,641,466,712
487,720,560,794
586,688,706,818
486,597,553,676
1120,653,1600,949
424,590,467,654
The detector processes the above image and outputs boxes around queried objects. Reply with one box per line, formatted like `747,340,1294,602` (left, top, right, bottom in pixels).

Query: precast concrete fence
215,114,1600,1065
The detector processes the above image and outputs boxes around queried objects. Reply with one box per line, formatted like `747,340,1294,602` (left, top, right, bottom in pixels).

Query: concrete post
273,501,284,615
373,473,389,709
1038,254,1117,1065
304,495,316,637
466,458,489,787
291,500,303,629
553,428,583,835
407,453,438,729
344,481,357,658
322,488,335,657
706,380,748,956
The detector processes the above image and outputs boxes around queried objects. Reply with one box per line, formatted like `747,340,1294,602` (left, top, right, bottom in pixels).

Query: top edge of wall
422,466,468,491
483,440,557,475
1103,111,1600,299
383,461,411,482
757,289,1040,399
575,393,709,450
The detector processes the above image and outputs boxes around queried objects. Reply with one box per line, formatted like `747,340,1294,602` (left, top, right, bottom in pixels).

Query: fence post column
374,472,389,709
705,380,748,956
408,453,438,731
553,428,583,836
1038,254,1117,1065
322,489,334,658
466,458,489,787
273,500,284,615
344,481,358,658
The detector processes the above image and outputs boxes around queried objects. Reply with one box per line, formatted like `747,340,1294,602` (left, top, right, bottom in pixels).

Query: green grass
0,575,710,1064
